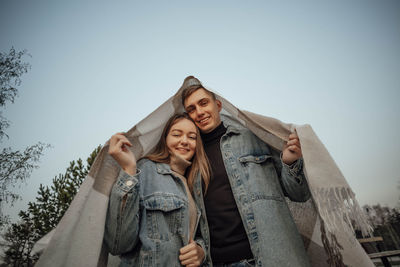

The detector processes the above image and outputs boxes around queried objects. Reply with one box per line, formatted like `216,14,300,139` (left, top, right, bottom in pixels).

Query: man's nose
195,106,204,116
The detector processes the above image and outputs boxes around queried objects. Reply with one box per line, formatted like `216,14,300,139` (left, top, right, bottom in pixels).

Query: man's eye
200,101,208,106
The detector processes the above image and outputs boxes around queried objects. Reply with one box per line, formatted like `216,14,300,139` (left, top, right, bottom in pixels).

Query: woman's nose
180,135,188,145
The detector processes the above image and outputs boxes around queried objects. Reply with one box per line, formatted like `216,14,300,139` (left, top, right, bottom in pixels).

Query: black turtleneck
201,123,253,263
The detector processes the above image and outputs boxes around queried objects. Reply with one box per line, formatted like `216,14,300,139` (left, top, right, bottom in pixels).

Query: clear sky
1,0,399,221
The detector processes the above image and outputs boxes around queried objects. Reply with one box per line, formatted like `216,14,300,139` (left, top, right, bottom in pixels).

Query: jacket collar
156,162,173,175
155,156,191,176
220,114,245,135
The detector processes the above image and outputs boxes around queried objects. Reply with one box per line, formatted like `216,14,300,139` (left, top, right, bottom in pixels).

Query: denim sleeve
194,227,208,266
104,169,141,255
271,150,311,202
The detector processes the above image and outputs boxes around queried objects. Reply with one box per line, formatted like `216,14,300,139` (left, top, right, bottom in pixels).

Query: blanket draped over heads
33,76,374,267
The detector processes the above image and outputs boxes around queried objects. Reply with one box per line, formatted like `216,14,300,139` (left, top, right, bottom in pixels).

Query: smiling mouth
176,147,190,153
198,117,210,124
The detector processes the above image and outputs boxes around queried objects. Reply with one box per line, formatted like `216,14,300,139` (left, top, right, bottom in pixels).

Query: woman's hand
179,240,205,267
108,133,137,175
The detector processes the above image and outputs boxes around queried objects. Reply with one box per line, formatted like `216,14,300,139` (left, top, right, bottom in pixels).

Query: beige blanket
33,81,374,267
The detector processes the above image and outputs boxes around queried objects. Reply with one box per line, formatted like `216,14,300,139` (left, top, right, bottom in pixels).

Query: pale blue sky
1,0,399,221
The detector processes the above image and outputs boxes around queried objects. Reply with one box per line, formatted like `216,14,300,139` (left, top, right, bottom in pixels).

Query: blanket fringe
314,187,372,239
320,219,345,267
314,186,373,265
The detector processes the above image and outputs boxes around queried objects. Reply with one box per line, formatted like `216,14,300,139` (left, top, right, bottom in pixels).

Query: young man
181,76,311,267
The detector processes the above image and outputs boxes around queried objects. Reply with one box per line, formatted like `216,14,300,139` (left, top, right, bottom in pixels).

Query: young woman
104,113,210,267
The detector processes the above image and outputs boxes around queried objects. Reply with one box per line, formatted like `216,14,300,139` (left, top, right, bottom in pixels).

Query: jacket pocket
239,154,271,164
239,154,283,200
143,193,186,241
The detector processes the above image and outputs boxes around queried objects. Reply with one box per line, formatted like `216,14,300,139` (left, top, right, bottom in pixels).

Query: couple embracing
104,76,311,267
35,76,373,267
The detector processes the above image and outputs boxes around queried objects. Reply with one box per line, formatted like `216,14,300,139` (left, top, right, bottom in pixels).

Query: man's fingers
289,132,299,140
288,145,301,154
287,139,300,147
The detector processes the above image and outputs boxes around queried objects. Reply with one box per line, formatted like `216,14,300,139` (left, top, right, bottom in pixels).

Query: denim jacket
191,116,311,267
104,158,206,267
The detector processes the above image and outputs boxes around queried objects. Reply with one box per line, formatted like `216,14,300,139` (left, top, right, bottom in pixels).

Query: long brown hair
146,113,210,193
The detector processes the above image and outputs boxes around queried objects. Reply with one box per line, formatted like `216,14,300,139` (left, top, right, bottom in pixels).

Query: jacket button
126,180,133,186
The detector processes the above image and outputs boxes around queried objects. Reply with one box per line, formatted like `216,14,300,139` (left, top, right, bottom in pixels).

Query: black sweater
201,123,253,263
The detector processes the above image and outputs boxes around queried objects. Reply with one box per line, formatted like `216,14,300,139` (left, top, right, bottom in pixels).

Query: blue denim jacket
191,116,311,267
104,158,206,267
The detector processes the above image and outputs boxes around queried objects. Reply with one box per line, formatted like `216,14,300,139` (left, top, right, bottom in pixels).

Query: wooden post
381,256,391,267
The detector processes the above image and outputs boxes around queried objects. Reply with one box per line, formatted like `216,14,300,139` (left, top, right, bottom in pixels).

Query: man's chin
197,121,220,133
195,124,209,133
200,127,213,134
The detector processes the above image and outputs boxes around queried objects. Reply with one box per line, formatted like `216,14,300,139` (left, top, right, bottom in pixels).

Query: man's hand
108,133,137,175
282,132,302,165
179,240,205,267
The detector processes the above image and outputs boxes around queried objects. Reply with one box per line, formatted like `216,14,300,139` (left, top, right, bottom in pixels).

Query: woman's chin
172,152,192,161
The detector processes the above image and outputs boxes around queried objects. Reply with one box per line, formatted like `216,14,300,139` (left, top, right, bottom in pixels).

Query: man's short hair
181,76,216,107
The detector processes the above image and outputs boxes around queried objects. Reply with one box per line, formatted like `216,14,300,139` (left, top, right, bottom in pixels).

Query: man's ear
216,99,222,112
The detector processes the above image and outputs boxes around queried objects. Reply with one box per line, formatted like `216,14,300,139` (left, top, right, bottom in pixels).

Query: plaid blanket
33,79,374,267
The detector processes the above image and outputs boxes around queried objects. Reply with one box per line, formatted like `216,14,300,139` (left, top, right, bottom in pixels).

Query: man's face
184,88,222,133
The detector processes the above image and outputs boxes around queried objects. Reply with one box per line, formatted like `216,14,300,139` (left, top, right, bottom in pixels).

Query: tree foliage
1,145,101,266
0,143,49,209
0,47,30,140
0,48,48,227
362,204,400,251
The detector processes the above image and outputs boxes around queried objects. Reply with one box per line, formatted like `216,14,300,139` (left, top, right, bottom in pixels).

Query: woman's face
166,118,197,161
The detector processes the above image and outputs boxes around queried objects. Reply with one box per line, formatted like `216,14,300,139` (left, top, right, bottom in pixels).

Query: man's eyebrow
185,103,195,109
198,97,209,103
184,97,209,109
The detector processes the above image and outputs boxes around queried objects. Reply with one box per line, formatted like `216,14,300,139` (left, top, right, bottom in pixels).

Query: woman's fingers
115,138,131,152
179,241,204,267
109,133,132,155
107,132,137,175
179,249,196,261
